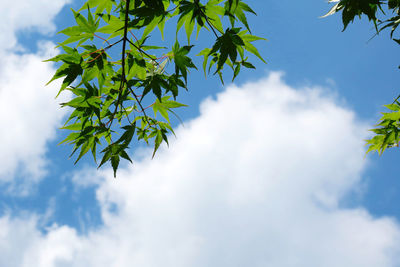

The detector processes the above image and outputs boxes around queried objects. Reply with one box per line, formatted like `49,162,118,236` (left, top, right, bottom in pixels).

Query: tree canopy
45,0,266,176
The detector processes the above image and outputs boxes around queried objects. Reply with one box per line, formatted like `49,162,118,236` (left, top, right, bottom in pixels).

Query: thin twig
166,4,180,13
392,94,400,104
120,0,130,84
104,38,124,50
126,38,157,61
127,85,154,128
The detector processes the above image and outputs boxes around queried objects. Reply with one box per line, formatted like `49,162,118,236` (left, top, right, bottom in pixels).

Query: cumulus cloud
0,0,71,52
0,0,71,191
0,42,70,190
1,72,400,266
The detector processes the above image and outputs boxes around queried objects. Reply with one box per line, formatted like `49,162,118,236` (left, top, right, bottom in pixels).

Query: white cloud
0,42,70,190
2,72,400,266
0,0,71,191
0,0,71,52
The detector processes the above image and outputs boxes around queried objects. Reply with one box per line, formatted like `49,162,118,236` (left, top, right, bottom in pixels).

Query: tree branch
107,0,131,130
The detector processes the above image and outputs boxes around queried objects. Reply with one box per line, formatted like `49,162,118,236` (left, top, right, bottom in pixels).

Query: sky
1,0,400,266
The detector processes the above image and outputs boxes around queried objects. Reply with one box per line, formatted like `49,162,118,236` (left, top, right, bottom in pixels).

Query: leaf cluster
323,0,400,40
46,0,266,176
323,0,400,156
366,99,400,154
323,0,383,31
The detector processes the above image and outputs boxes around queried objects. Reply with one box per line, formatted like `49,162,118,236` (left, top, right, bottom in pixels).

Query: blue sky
1,0,400,266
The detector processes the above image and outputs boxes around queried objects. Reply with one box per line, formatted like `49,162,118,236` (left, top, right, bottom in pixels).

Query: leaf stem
197,4,219,38
205,17,219,38
94,33,111,46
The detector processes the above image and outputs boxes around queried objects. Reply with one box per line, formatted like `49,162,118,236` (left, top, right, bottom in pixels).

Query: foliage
366,98,400,154
323,0,400,154
46,0,266,176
